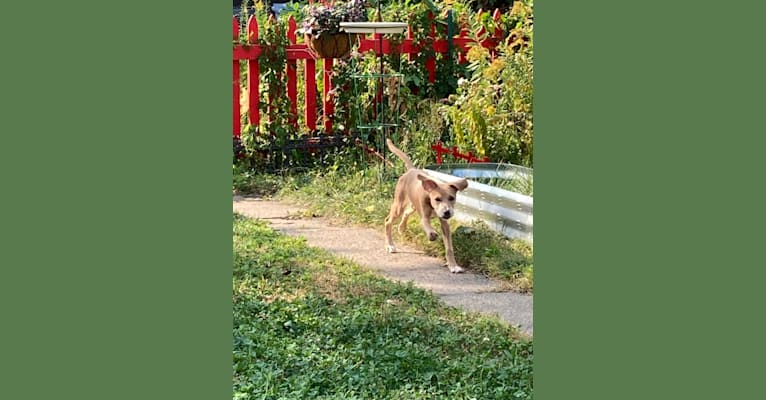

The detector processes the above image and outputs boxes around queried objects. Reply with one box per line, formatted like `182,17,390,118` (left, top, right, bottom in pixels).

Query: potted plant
300,0,368,58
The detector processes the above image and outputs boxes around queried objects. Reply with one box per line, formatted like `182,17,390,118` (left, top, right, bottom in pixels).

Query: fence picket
407,27,415,63
491,8,502,60
233,16,241,137
323,58,334,132
426,12,436,83
305,58,317,130
476,8,485,39
287,17,298,129
247,16,260,128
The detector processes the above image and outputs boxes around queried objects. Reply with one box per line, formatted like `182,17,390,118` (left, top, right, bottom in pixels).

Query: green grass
233,214,533,399
452,222,534,292
471,176,534,197
232,164,283,196
272,165,534,292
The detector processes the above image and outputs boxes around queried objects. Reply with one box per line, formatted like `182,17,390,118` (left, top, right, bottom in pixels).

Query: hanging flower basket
307,33,358,59
299,0,368,58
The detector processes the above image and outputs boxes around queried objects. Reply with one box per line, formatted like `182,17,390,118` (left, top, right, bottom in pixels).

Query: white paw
386,245,397,253
448,265,465,274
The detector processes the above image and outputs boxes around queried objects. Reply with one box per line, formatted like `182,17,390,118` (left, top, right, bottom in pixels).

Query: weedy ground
233,214,533,399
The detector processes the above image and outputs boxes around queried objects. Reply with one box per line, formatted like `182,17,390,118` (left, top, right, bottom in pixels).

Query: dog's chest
421,204,436,218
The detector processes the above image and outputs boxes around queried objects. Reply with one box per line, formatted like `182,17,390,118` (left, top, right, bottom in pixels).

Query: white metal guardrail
424,166,533,244
426,162,532,182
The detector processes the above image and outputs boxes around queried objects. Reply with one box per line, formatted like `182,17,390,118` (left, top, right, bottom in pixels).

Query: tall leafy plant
442,2,533,166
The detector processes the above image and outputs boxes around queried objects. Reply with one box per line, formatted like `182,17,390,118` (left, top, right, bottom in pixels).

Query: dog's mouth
440,210,453,220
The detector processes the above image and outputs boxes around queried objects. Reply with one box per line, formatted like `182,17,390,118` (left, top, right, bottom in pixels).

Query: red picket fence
232,9,507,138
432,141,491,164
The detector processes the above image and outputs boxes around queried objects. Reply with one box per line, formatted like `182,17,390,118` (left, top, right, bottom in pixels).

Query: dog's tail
386,138,415,170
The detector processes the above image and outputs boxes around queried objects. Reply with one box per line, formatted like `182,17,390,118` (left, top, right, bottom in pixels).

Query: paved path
233,195,533,337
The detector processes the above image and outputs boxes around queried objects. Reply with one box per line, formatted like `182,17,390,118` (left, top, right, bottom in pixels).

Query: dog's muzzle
441,210,452,219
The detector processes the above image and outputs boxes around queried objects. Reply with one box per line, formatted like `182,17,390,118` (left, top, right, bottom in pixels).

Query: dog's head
417,174,469,220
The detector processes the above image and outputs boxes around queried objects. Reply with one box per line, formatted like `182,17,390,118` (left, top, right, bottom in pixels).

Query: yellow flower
466,46,489,63
484,59,506,80
511,1,531,17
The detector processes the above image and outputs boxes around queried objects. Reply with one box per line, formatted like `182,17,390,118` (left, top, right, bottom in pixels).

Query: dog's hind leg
385,203,404,253
397,206,415,234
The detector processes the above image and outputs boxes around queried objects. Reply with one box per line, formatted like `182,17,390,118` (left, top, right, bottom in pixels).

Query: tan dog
384,139,469,273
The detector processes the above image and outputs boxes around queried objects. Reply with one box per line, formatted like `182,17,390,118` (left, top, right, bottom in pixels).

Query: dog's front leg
439,218,464,273
421,216,439,242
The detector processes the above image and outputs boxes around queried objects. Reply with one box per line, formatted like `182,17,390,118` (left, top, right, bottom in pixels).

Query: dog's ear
449,178,469,192
417,174,438,192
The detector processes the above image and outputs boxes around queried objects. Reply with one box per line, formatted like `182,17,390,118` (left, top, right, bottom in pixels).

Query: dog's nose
443,210,452,219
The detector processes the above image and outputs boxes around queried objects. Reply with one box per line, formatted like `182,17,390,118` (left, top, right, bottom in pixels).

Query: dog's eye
434,197,442,202
448,196,455,201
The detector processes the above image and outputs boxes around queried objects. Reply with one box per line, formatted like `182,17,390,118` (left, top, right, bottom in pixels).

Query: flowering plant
300,0,368,39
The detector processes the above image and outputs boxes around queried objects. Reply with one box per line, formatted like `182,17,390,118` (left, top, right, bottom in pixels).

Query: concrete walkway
233,195,533,337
